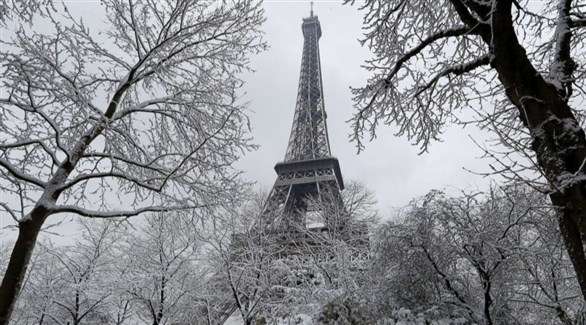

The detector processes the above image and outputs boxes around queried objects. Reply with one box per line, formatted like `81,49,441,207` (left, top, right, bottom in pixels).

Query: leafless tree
295,181,375,293
230,182,376,322
11,215,209,325
108,294,133,325
510,206,582,325
41,222,116,325
0,0,265,322
7,244,62,325
346,0,586,299
372,185,564,324
118,212,205,325
222,236,280,325
204,193,283,325
10,220,120,325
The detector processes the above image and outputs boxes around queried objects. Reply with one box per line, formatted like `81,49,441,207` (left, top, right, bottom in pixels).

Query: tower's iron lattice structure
259,12,347,235
210,12,366,324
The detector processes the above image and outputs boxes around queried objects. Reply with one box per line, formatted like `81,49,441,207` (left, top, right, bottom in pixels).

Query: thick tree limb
549,0,576,100
0,203,19,223
448,0,485,27
47,204,203,219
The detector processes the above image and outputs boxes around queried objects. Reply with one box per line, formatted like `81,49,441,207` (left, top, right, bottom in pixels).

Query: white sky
237,0,495,217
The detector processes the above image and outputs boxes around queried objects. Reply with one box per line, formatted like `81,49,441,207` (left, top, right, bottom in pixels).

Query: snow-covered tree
0,0,265,322
209,182,377,323
370,185,582,324
0,0,53,23
292,181,375,297
118,212,205,325
40,222,116,325
8,243,63,325
204,193,283,325
346,0,586,299
11,220,121,325
510,206,582,324
11,215,213,325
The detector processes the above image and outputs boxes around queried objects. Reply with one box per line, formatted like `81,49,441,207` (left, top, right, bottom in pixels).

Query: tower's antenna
310,0,314,17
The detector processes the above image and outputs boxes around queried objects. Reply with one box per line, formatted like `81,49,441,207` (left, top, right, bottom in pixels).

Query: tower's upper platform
302,15,321,39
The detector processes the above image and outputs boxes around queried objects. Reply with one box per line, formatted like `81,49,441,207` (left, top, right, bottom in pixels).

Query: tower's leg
259,184,291,231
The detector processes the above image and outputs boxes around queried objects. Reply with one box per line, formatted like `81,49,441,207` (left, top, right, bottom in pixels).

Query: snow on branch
347,0,586,191
414,54,491,97
548,0,577,100
361,26,478,111
346,0,497,153
0,157,46,188
47,204,204,219
0,0,265,226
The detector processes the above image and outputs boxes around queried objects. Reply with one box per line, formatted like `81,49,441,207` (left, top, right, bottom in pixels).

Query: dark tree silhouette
347,0,586,300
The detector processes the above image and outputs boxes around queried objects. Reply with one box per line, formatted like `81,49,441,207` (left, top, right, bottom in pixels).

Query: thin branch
414,54,491,97
0,202,20,223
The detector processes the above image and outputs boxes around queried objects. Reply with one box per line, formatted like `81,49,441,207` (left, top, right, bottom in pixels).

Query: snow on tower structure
211,11,367,323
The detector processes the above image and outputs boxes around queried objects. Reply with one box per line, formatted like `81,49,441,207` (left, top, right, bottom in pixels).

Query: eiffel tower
258,8,348,236
208,9,367,323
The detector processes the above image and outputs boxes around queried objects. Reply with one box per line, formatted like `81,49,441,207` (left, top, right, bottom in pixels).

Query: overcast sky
238,0,494,216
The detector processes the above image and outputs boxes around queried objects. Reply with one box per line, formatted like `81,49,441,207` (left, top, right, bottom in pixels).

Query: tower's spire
310,1,314,17
284,13,329,162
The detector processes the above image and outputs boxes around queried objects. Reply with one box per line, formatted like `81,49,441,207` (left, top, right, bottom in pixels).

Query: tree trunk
0,108,110,323
556,205,586,299
74,289,80,325
481,276,493,325
555,305,574,325
0,56,121,322
484,0,586,300
0,207,48,325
